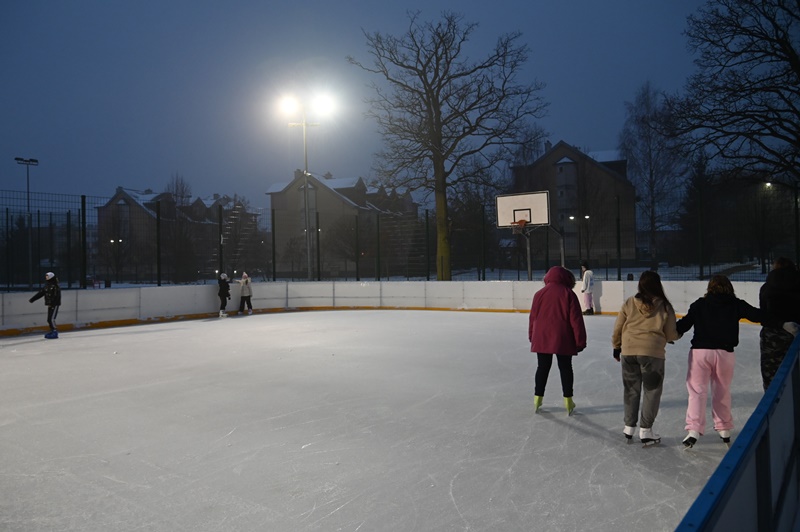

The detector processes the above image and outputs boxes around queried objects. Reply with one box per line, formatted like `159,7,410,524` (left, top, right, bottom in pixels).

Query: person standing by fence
612,270,679,446
580,261,595,315
759,257,800,391
29,272,61,339
218,273,231,318
238,272,253,315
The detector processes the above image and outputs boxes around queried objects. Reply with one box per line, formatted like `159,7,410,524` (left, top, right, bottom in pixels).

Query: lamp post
15,157,38,288
280,95,334,280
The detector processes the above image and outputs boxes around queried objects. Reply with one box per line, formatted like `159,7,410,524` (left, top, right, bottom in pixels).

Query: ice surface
0,311,763,531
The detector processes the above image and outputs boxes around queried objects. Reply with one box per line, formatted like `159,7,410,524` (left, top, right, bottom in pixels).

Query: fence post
425,210,430,281
316,211,321,281
355,214,360,282
81,196,87,288
374,213,381,281
271,208,277,281
156,201,162,286
218,204,224,275
66,211,72,288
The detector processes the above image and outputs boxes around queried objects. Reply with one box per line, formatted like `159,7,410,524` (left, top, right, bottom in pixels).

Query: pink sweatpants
583,291,593,310
685,348,735,434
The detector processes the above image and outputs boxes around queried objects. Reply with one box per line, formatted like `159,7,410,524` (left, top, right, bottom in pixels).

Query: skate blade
641,439,661,448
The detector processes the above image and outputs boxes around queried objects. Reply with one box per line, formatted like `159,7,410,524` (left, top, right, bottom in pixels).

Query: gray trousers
621,355,665,429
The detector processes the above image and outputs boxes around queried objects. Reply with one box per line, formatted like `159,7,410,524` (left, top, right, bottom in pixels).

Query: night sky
2,0,703,207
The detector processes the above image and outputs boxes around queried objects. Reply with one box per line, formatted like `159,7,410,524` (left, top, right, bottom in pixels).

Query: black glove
228,296,231,300
613,348,621,361
29,298,34,303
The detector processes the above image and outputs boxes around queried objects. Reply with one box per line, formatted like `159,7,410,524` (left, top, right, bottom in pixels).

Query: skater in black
29,272,61,338
759,257,800,390
218,273,231,317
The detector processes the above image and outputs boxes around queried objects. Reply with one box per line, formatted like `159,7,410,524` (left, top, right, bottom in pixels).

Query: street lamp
569,215,590,263
15,157,38,288
280,94,334,280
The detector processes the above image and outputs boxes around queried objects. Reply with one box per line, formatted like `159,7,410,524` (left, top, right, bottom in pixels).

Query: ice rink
0,310,765,531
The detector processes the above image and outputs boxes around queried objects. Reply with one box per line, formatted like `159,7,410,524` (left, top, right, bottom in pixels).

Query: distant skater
29,272,61,339
612,271,679,446
218,273,230,317
238,272,253,315
676,275,763,448
529,266,587,416
580,261,595,315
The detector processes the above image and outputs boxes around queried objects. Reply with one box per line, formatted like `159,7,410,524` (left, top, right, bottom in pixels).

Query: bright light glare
311,94,335,116
279,96,299,116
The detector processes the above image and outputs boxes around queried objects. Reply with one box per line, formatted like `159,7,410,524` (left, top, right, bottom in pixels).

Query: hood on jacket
543,266,575,288
633,294,667,317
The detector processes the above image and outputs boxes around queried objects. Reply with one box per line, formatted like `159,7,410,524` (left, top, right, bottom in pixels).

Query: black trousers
239,296,252,312
534,353,574,397
219,296,228,311
47,305,59,331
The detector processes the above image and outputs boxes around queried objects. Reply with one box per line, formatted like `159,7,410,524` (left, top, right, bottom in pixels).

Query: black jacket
676,293,762,352
30,278,61,307
218,278,230,298
760,267,800,329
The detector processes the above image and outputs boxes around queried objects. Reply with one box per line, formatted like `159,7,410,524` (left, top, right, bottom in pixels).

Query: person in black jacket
218,273,231,318
676,275,762,448
29,271,62,339
759,257,800,391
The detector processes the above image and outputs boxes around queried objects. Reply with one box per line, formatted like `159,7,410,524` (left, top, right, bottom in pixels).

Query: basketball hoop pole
511,221,533,281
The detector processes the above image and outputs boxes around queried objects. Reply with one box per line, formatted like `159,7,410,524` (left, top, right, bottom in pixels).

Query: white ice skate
718,429,732,448
640,427,661,448
623,425,636,445
683,430,700,449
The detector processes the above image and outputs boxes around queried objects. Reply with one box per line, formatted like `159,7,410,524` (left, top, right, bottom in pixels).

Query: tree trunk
435,169,451,281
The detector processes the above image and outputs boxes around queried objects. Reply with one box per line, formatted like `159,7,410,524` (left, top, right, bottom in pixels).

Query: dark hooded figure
29,271,61,338
528,266,587,416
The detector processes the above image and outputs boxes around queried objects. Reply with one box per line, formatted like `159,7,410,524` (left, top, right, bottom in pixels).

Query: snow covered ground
0,310,764,531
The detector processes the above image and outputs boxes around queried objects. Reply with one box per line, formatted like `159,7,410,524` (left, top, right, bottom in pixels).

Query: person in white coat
238,272,253,315
580,261,594,315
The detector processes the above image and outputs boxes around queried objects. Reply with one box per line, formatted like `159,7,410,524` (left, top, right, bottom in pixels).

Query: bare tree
665,0,800,183
619,81,686,264
348,11,547,280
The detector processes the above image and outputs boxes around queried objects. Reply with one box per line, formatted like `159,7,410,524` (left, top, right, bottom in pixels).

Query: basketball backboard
495,191,549,228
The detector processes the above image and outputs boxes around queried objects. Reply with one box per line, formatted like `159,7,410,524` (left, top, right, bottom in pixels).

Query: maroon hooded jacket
528,266,587,355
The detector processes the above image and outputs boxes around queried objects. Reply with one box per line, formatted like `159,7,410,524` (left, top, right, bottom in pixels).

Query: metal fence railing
2,187,798,290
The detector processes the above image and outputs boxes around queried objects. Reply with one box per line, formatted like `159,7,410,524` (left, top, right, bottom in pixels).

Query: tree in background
348,11,547,280
619,81,686,265
665,0,800,184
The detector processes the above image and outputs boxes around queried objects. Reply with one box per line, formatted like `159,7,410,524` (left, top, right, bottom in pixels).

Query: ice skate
582,308,594,316
563,397,575,416
534,395,543,414
718,430,732,448
640,427,661,447
219,310,227,318
44,330,58,339
683,430,700,449
623,425,636,444
248,309,253,315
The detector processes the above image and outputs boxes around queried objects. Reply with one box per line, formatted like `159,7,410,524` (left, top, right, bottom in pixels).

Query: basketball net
511,219,528,235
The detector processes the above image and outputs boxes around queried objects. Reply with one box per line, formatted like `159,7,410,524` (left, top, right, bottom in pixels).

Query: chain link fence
2,187,797,291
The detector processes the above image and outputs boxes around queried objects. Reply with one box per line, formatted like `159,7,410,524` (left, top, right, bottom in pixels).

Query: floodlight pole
289,108,317,281
15,157,38,288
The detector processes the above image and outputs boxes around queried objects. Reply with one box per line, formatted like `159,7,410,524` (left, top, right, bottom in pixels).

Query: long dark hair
636,271,672,310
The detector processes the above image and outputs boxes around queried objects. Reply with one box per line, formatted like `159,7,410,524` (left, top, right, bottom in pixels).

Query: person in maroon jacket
529,266,587,415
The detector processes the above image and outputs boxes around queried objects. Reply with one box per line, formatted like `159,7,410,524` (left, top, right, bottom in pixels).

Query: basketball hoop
511,220,528,235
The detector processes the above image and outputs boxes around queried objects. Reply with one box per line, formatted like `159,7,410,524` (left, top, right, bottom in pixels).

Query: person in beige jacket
612,271,679,446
